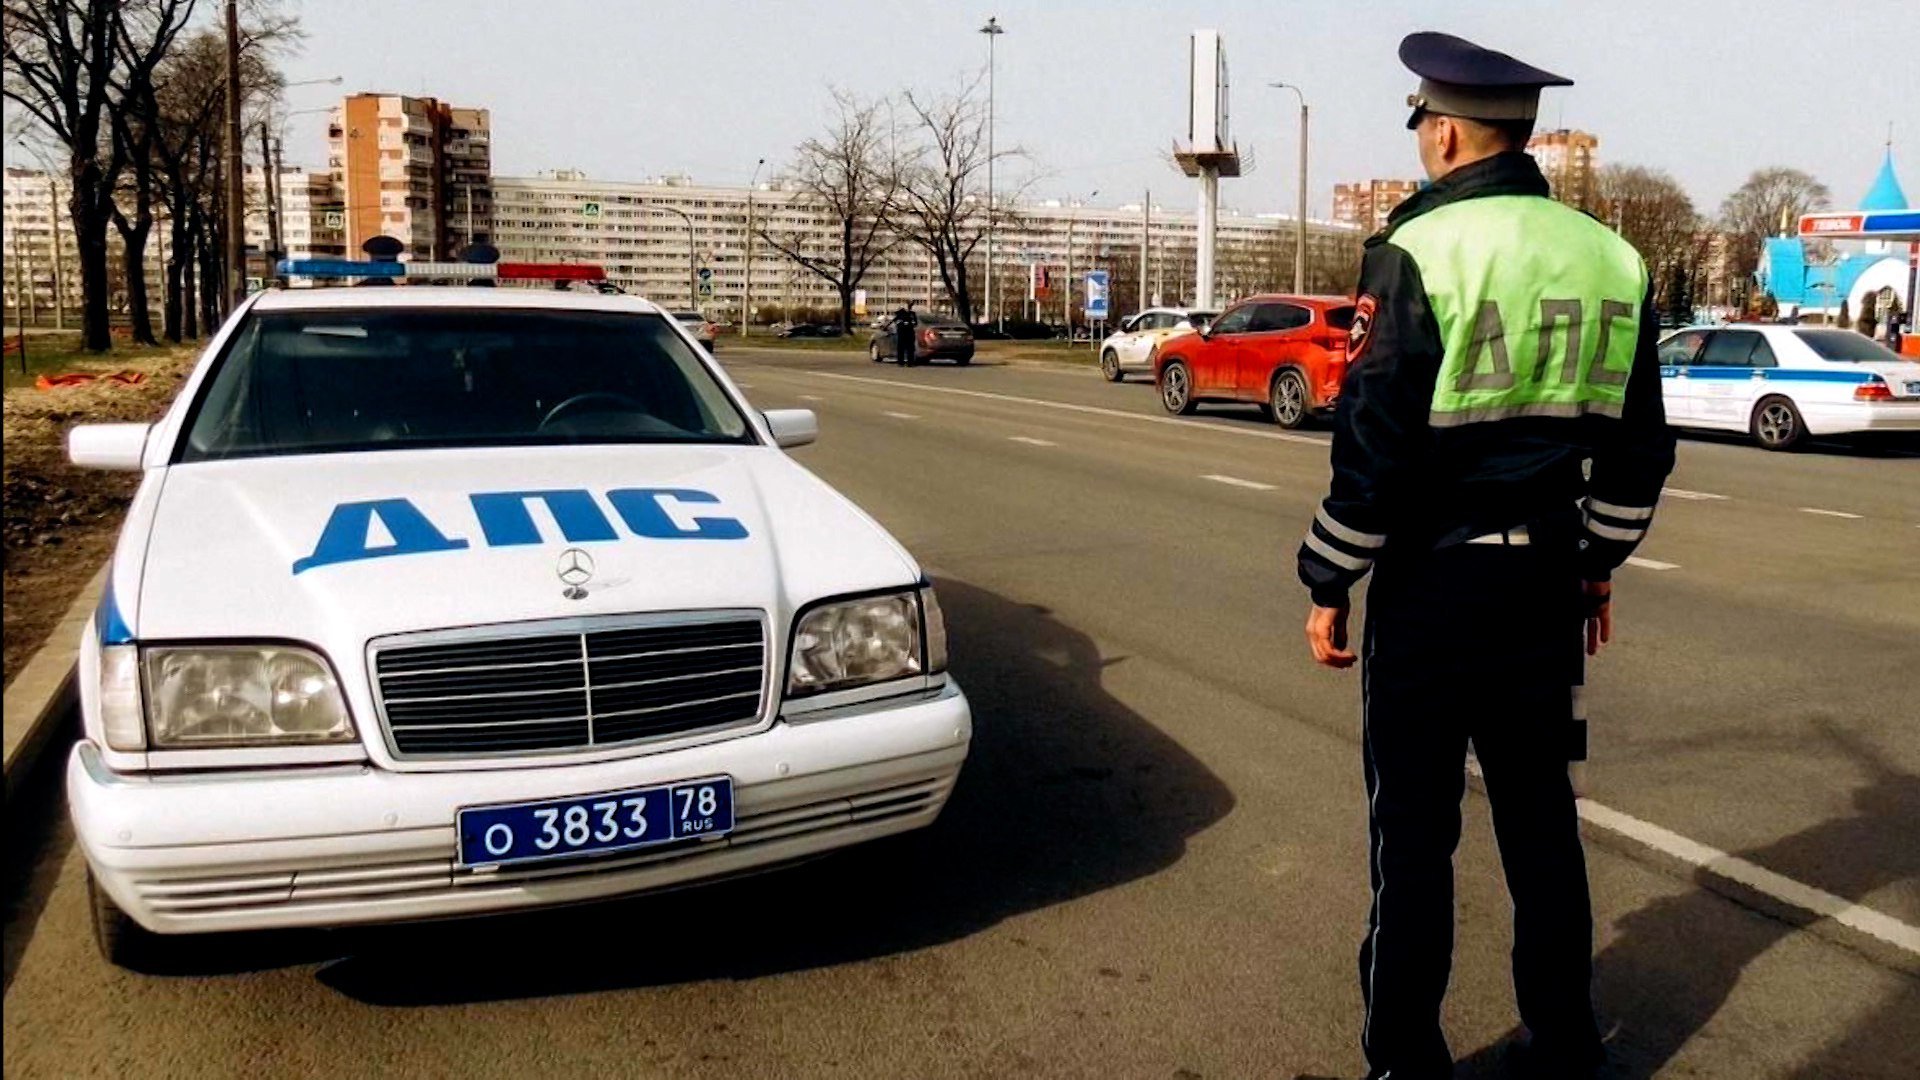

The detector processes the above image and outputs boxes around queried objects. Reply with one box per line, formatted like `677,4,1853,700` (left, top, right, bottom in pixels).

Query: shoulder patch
1348,294,1378,359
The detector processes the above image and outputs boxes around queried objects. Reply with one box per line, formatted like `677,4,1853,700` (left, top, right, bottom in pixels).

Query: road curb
3,564,105,805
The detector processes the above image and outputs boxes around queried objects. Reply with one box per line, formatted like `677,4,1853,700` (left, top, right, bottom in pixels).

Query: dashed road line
1008,436,1058,447
1202,474,1278,491
1625,556,1679,571
1798,507,1863,520
793,370,1330,446
1663,487,1729,501
733,381,756,389
882,411,921,420
799,394,824,402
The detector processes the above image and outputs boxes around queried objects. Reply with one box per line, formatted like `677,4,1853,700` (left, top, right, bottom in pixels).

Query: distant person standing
892,301,919,367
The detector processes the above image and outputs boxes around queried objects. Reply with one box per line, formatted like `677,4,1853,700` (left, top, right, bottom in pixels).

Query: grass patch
1,332,199,390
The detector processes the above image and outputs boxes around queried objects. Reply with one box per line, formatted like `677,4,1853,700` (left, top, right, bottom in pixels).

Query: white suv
65,284,970,969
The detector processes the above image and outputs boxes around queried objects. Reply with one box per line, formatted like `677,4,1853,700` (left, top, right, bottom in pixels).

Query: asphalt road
5,348,1916,1079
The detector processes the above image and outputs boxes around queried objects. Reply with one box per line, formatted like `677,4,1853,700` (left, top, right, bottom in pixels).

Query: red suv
1152,294,1355,428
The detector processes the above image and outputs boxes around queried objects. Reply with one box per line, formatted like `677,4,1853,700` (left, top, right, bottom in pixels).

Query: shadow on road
299,576,1234,1004
1,689,77,996
1675,427,1920,460
1456,725,1920,1079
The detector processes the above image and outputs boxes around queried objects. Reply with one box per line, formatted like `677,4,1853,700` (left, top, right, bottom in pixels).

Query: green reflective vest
1389,195,1649,427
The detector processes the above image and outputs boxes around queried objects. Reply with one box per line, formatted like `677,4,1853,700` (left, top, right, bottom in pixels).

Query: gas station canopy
1798,209,1920,241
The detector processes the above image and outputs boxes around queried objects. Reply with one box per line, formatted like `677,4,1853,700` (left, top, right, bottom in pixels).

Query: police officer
1297,32,1676,1080
892,300,920,366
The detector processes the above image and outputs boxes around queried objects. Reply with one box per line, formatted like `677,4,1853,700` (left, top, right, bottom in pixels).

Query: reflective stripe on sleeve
1583,518,1646,543
1315,508,1387,550
1305,531,1375,572
1585,497,1655,522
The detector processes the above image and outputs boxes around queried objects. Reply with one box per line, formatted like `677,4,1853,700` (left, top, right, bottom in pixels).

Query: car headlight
787,587,947,696
144,645,356,747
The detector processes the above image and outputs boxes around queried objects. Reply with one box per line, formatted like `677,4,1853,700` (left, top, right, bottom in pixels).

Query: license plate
1905,381,1920,395
457,777,734,868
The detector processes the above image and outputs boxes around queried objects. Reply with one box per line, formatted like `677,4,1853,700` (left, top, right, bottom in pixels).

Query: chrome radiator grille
371,615,766,757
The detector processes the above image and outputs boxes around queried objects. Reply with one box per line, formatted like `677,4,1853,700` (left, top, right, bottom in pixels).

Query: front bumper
70,684,971,934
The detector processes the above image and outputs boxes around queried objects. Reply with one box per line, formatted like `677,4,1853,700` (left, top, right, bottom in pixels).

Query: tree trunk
838,285,855,335
195,208,221,336
113,209,160,346
69,177,115,353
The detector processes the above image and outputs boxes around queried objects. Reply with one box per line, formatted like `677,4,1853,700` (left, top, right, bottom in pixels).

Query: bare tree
5,0,132,350
104,0,202,345
894,80,1027,327
1596,164,1702,313
1718,167,1830,284
757,89,902,333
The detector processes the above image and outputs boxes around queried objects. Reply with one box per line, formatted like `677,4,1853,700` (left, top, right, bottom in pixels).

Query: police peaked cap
1399,32,1573,129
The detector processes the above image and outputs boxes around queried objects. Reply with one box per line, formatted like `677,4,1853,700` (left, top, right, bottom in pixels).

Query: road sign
583,201,602,219
323,211,344,230
698,282,714,297
698,267,714,281
1084,270,1111,320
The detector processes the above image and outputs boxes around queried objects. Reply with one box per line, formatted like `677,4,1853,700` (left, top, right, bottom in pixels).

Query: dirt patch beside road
2,341,196,688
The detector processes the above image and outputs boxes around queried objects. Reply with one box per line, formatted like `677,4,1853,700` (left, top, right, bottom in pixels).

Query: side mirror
763,409,818,449
69,423,151,470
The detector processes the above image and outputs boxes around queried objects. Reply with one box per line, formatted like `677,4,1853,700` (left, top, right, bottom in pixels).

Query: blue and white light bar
276,258,606,281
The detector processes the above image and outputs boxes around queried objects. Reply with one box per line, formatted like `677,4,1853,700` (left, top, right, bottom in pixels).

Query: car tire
869,342,884,363
1750,395,1805,451
955,353,971,366
1159,361,1198,415
1100,349,1123,382
89,870,172,972
1270,369,1310,429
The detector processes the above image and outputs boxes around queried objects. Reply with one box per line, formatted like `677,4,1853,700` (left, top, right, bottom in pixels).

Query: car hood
130,444,920,646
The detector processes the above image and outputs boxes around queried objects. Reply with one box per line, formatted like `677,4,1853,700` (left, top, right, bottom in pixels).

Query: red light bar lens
497,262,603,281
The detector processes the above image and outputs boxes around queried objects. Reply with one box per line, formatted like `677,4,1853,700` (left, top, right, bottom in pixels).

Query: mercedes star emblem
557,547,595,600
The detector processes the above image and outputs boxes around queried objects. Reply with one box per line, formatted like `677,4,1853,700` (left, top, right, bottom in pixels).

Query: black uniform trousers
1356,538,1603,1079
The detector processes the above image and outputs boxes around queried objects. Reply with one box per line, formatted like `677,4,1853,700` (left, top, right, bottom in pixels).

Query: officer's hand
1583,580,1613,656
1306,604,1357,669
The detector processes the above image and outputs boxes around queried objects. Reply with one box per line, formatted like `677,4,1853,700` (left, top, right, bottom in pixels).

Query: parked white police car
64,260,971,969
1656,324,1920,449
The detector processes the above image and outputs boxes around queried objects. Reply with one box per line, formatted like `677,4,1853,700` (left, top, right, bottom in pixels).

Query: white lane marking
799,394,824,402
1625,556,1679,571
1579,799,1920,957
1008,436,1058,447
1203,474,1278,491
882,411,921,420
1663,487,1728,501
798,370,1329,446
1799,507,1863,520
733,381,756,389
1462,758,1920,957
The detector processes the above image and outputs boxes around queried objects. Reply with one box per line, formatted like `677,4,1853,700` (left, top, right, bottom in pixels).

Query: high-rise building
491,171,1364,319
327,93,491,260
3,166,167,324
1527,129,1601,211
243,163,348,267
1332,179,1421,234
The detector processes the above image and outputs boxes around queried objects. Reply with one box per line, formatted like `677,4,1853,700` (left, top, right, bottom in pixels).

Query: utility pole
743,157,764,337
223,0,246,310
1271,82,1309,293
979,16,1004,329
259,121,282,264
1141,188,1151,308
47,178,65,330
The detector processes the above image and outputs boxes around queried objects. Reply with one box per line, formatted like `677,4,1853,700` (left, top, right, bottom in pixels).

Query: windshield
178,308,754,463
1793,329,1904,363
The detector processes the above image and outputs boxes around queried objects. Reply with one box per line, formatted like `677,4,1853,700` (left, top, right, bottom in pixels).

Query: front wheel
1099,349,1123,382
1751,395,1805,451
1270,369,1310,429
1159,361,1198,415
869,342,885,363
90,871,173,972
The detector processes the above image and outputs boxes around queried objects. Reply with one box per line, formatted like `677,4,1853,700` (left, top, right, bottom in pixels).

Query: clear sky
279,0,1917,219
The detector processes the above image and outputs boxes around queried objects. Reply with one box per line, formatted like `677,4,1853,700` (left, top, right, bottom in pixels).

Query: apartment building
1528,129,1601,211
328,93,492,260
1332,179,1420,233
492,170,1362,319
242,163,349,269
3,167,169,325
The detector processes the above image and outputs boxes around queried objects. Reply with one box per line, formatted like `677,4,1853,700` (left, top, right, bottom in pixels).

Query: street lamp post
1269,82,1309,294
743,157,765,337
656,204,699,310
979,16,1004,329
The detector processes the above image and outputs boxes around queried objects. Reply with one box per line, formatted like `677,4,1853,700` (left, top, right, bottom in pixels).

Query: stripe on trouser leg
1361,632,1385,1056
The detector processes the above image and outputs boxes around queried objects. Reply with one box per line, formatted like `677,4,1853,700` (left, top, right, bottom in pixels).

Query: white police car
1656,324,1920,449
64,261,971,969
